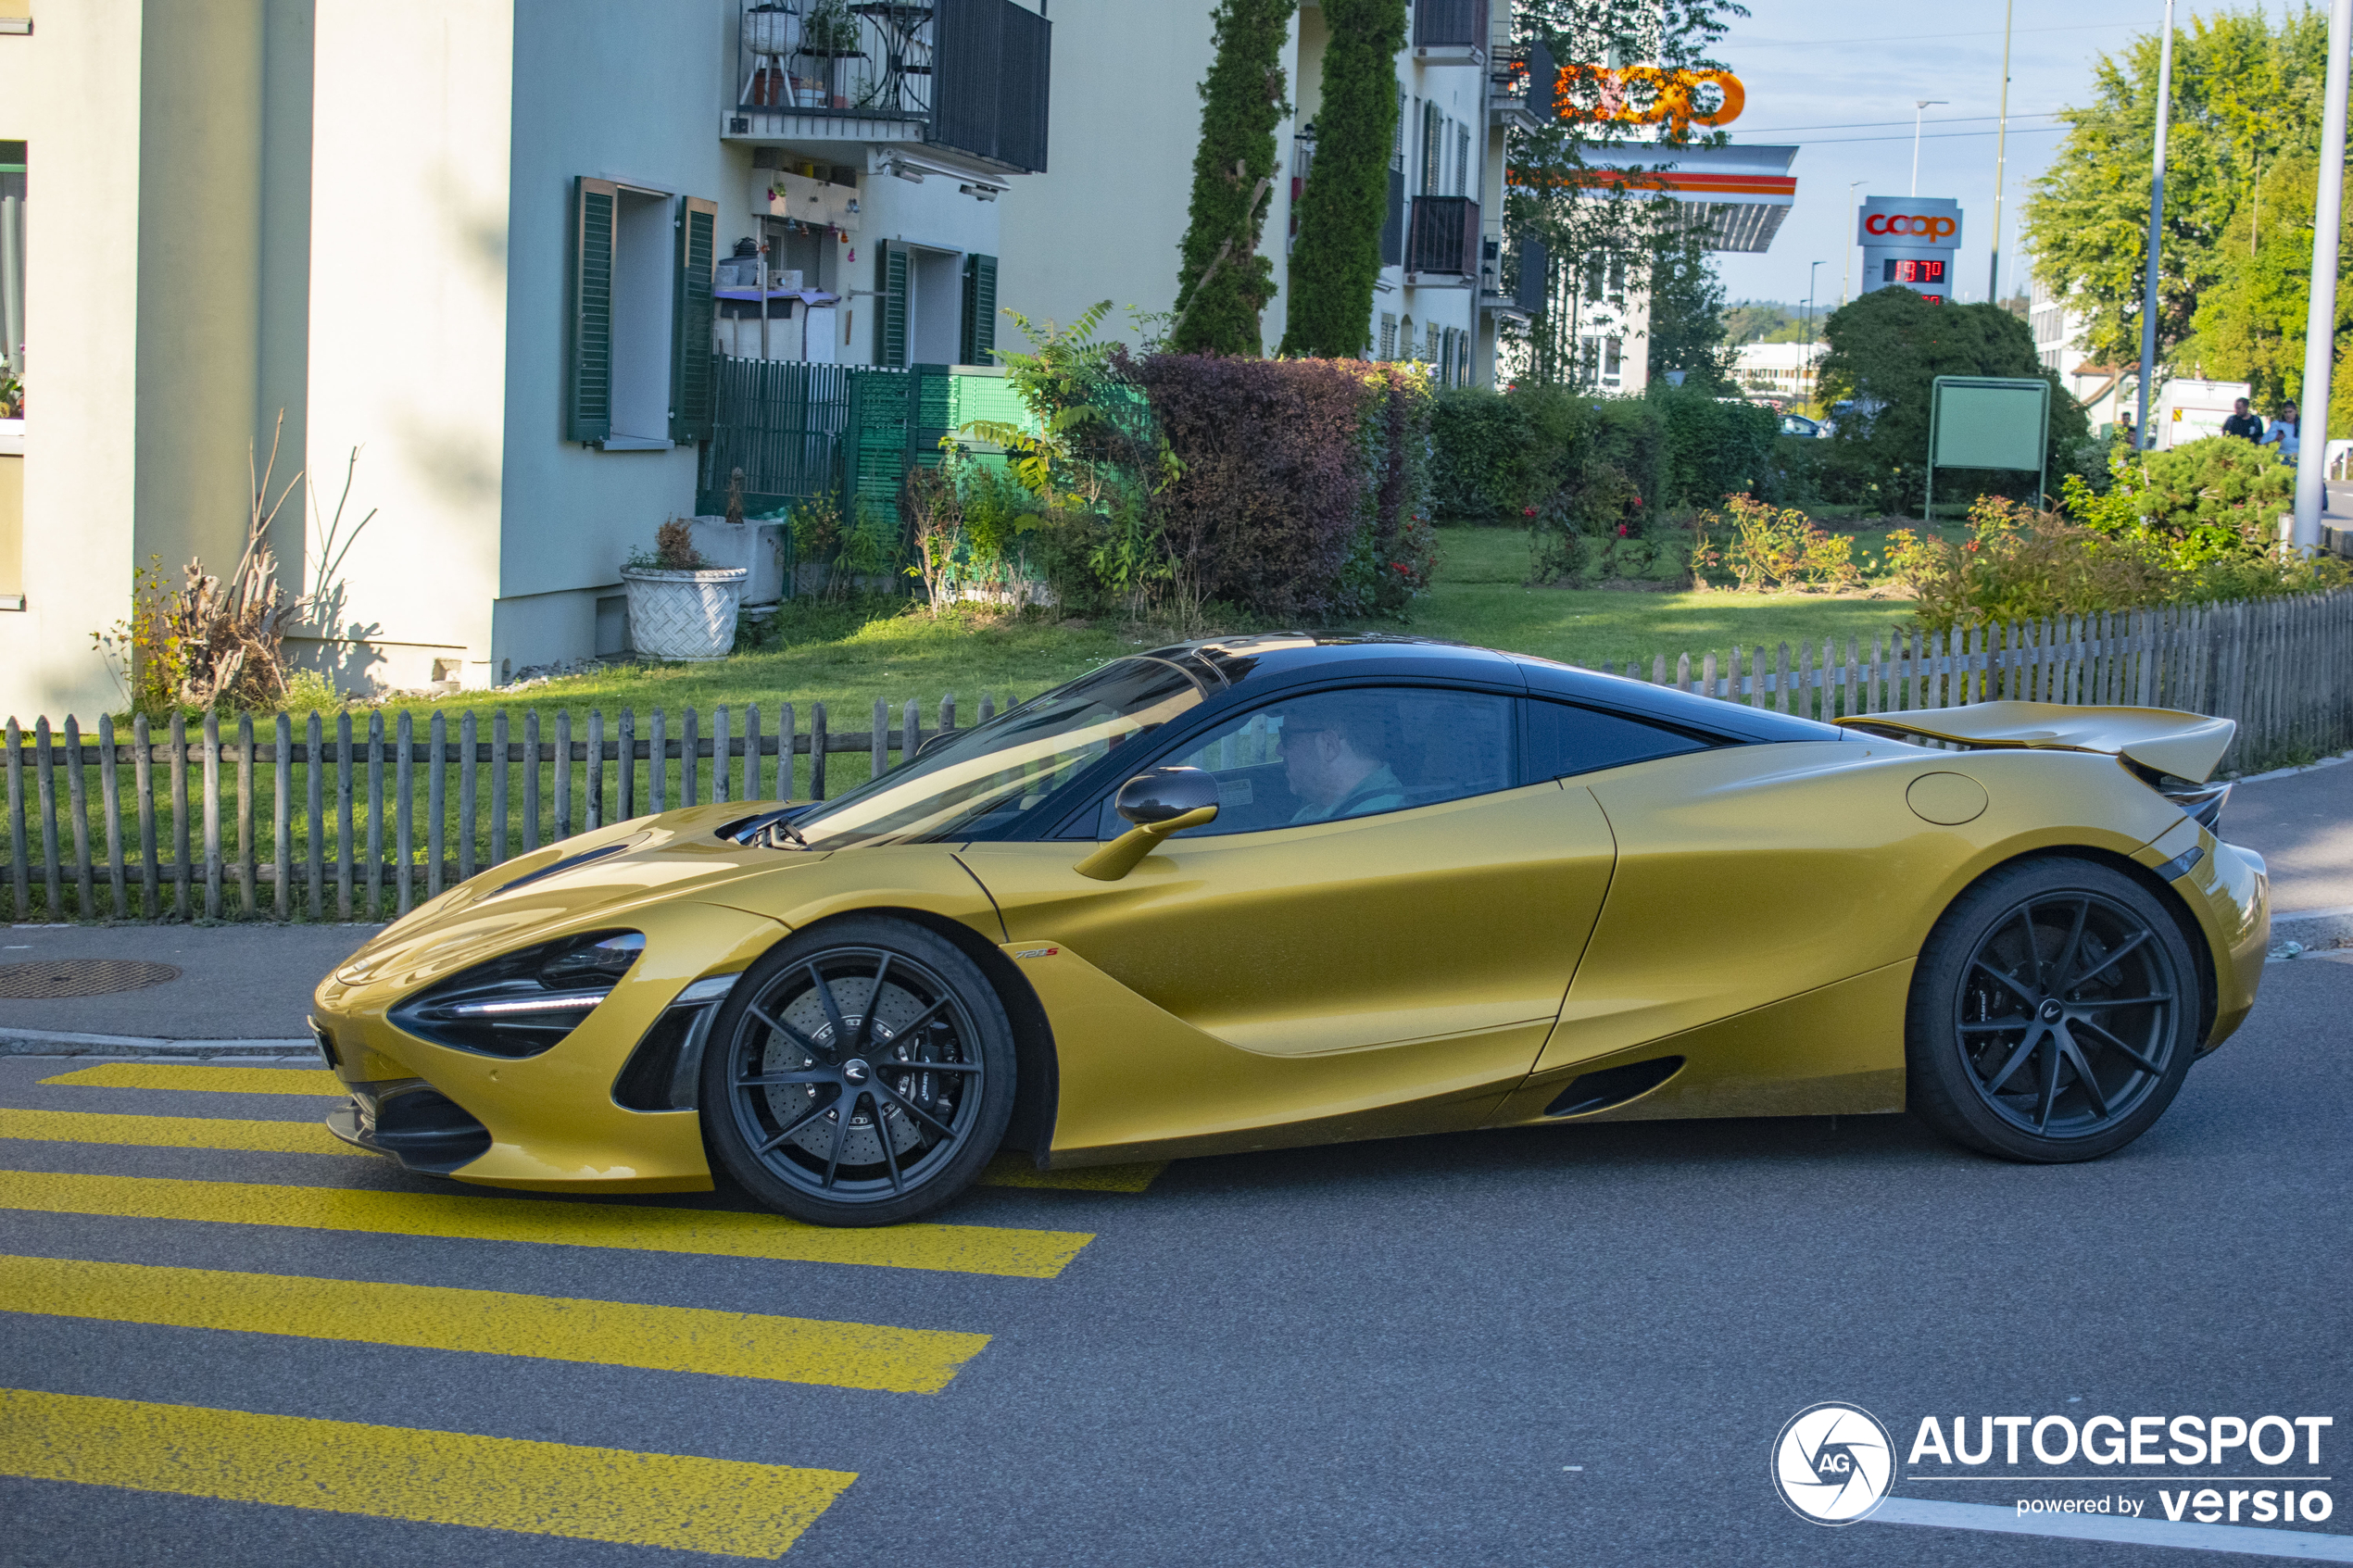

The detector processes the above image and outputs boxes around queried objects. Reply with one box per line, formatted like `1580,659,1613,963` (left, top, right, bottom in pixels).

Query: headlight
389,930,644,1058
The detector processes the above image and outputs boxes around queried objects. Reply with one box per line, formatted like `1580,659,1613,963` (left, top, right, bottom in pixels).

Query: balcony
726,0,1051,178
1412,0,1490,65
1404,195,1479,287
1490,38,1554,132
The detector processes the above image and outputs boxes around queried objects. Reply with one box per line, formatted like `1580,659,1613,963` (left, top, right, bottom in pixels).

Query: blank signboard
1931,377,2049,471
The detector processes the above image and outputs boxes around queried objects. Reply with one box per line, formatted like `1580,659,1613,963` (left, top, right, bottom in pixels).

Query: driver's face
1282,727,1342,804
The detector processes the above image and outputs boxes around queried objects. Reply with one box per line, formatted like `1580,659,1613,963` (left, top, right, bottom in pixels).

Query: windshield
787,659,1209,848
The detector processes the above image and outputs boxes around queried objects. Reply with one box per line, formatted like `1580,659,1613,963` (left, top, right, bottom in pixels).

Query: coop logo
1772,1403,1895,1524
1863,213,1957,242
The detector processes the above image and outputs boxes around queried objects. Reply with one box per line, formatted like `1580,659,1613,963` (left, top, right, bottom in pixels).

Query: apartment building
0,0,1049,721
2028,272,2125,430
1733,340,1824,404
999,0,1524,387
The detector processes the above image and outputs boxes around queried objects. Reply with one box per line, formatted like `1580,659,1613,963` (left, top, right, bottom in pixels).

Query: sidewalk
0,923,379,1053
1,757,2345,1051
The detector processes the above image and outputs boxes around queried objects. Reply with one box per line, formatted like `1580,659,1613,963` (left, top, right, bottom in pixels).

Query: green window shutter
874,242,909,368
566,177,617,444
960,253,997,365
670,195,717,444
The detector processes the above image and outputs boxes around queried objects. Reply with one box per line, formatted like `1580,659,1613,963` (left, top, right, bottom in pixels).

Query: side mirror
1076,768,1219,882
1114,766,1219,827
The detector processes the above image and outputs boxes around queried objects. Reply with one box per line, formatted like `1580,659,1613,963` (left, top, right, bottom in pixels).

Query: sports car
311,636,2270,1226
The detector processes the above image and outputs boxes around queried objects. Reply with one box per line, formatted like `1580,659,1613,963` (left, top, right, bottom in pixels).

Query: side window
1525,698,1711,781
1105,687,1516,838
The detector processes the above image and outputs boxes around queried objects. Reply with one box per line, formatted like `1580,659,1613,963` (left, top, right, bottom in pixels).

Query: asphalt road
0,958,2346,1566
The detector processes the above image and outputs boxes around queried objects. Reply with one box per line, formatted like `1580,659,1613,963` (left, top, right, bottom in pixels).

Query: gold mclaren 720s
311,636,2269,1225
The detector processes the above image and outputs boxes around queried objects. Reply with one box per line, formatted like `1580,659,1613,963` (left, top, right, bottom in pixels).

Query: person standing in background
2222,397,2265,443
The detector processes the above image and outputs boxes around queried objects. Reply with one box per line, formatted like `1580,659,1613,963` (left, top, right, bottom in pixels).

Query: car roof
1129,634,1848,745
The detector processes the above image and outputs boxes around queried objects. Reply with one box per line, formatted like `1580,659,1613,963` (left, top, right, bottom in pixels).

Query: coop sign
1554,66,1745,131
1856,196,1963,249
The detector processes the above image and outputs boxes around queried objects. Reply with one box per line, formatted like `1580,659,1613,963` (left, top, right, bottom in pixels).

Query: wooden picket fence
3,592,2347,924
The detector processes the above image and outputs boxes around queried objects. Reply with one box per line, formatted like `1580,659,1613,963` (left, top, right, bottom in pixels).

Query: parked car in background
1780,413,1822,439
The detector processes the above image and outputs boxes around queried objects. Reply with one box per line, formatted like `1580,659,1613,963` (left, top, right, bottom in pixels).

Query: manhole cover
0,960,184,999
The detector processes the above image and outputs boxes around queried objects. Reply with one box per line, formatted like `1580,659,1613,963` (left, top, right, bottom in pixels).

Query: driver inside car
1279,699,1407,823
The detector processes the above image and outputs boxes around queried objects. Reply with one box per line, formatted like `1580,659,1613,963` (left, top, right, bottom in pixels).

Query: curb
2271,903,2353,957
1,1028,318,1060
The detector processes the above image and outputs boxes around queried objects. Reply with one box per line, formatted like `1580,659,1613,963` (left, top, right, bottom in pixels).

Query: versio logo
1773,1403,1896,1524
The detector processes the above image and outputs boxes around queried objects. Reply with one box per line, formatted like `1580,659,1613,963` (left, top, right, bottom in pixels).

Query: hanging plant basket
619,566,749,661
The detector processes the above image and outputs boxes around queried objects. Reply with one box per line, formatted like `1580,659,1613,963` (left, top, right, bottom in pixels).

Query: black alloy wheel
700,918,1015,1226
1907,858,2202,1163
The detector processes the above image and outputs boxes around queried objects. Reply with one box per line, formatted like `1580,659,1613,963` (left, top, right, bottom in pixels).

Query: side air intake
1543,1056,1685,1118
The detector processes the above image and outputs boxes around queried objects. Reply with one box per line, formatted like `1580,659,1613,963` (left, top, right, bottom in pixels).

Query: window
564,179,714,447
1525,699,1709,780
1127,686,1518,838
1426,320,1440,362
960,253,998,364
1398,315,1416,359
1422,103,1443,195
1379,313,1398,360
1453,125,1471,196
1603,335,1621,377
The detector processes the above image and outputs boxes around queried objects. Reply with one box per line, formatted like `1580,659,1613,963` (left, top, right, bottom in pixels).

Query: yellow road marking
982,1152,1166,1193
0,1254,986,1393
0,1170,1092,1279
29,1084,1167,1194
39,1064,341,1096
0,1108,367,1159
0,1386,853,1558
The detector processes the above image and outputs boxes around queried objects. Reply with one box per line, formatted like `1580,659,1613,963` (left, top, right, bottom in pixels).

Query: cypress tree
1278,0,1406,358
1170,0,1297,357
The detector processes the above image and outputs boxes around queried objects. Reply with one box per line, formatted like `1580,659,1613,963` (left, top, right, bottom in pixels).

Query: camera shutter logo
1772,1403,1895,1524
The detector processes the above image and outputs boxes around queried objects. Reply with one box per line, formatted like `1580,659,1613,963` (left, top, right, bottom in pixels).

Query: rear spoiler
1832,700,2236,784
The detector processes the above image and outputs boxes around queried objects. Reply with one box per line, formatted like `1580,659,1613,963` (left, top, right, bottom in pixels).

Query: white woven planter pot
620,566,749,661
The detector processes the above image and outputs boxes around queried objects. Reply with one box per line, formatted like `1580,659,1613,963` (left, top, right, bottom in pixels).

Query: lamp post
1911,100,1948,198
2135,0,2178,450
1988,0,2015,301
1842,181,1863,307
1805,260,1825,410
2293,0,2352,547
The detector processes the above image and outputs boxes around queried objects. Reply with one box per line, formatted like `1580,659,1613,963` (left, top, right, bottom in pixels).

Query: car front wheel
701,917,1015,1226
1907,857,2202,1163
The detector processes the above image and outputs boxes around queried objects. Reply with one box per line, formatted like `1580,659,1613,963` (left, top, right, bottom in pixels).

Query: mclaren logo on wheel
1773,1402,1895,1524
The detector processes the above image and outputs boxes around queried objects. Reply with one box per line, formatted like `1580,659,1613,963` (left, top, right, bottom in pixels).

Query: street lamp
1805,259,1825,409
1841,180,1863,307
1988,0,2015,301
2135,1,2177,449
1911,100,1948,198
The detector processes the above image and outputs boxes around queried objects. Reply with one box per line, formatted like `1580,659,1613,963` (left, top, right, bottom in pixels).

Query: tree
1503,0,1750,385
1278,0,1406,358
2024,11,2330,373
1170,0,1298,357
1645,229,1736,389
1817,289,2089,509
2184,152,2353,433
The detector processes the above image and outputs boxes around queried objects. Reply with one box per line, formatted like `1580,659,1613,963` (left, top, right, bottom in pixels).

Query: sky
1705,0,2308,315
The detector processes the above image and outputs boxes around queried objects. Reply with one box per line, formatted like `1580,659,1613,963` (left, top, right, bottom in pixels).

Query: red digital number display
1881,258,1947,284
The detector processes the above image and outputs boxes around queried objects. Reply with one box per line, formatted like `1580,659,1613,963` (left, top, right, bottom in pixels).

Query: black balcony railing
1413,0,1491,51
1406,195,1480,276
1500,37,1555,117
734,0,1051,173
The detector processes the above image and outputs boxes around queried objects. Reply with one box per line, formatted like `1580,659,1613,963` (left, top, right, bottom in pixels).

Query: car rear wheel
701,918,1015,1226
1907,857,2201,1163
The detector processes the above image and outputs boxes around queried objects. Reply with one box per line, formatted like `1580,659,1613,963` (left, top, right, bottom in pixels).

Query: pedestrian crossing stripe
41,1064,339,1096
0,1170,1092,1279
0,1108,372,1159
28,1069,1171,1193
0,1254,987,1394
0,1386,854,1557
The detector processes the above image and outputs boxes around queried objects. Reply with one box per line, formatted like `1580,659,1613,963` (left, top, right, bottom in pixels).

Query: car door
960,684,1617,1067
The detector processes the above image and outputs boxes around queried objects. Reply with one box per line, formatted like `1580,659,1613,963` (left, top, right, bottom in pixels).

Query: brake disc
761,973,934,1166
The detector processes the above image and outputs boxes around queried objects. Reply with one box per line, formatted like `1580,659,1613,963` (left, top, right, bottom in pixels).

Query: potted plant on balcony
795,0,860,107
619,517,749,661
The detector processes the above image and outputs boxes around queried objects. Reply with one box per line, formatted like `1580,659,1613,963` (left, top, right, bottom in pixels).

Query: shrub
2062,437,2294,555
1651,382,1778,508
1138,353,1420,623
1885,492,2347,633
1701,495,1862,593
1428,385,1531,520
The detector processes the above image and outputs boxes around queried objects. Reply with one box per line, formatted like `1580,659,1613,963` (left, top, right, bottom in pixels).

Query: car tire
1906,856,2202,1163
700,917,1016,1226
